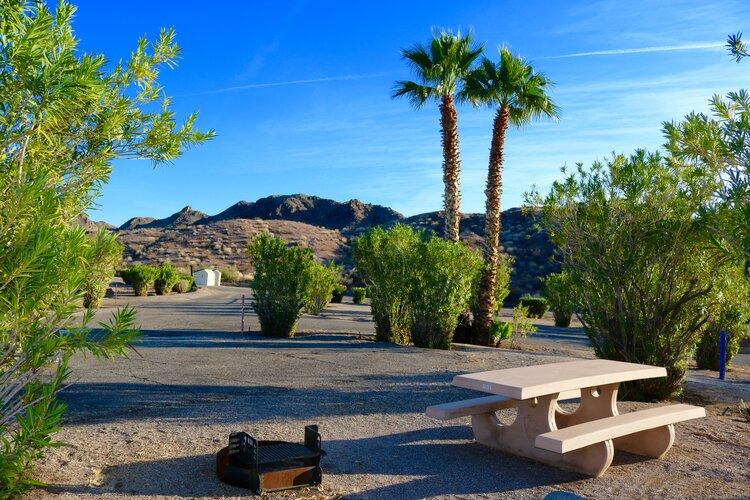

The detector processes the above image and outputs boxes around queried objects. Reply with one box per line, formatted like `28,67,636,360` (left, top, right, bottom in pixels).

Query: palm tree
393,32,483,241
462,48,559,344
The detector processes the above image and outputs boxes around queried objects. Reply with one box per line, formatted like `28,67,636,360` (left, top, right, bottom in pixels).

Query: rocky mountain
119,206,207,230
77,214,115,233
90,194,558,301
119,216,156,231
203,194,403,231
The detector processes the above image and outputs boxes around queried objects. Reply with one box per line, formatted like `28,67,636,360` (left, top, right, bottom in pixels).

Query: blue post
719,330,727,381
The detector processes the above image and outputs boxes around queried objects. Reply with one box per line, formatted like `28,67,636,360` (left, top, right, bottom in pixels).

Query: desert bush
409,238,482,349
534,150,744,400
306,262,341,315
219,267,241,284
354,224,421,343
469,253,512,318
543,272,575,327
695,265,750,370
172,275,196,293
154,263,181,295
356,224,483,349
489,319,512,345
248,233,315,337
121,264,158,296
330,284,346,303
172,279,191,294
352,287,367,304
81,230,123,308
518,295,549,318
0,1,212,494
489,305,538,347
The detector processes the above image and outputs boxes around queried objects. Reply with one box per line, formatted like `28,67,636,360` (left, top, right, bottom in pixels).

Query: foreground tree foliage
392,32,483,241
664,32,749,267
0,1,212,494
534,151,743,400
461,49,558,344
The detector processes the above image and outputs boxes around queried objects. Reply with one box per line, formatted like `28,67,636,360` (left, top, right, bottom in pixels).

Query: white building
193,268,221,287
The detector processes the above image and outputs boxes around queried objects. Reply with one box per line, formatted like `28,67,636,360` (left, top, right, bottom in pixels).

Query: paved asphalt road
95,282,748,367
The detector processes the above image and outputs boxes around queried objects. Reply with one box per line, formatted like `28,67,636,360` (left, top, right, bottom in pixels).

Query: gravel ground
27,286,750,499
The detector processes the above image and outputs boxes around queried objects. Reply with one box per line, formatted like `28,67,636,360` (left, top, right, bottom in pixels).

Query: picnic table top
452,359,666,400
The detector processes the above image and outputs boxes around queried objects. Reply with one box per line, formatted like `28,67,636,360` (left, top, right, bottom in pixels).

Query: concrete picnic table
427,359,705,477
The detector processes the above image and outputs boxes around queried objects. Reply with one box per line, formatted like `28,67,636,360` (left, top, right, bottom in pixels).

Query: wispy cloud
184,72,396,96
539,42,724,59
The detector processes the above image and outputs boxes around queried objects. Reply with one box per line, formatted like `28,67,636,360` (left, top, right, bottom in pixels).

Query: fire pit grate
216,424,322,494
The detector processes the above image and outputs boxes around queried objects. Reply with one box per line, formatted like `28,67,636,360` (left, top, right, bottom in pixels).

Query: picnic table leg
554,383,675,458
613,425,675,458
555,383,619,428
471,393,614,477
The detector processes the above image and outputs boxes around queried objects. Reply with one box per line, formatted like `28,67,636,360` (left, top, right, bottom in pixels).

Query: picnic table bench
426,359,705,477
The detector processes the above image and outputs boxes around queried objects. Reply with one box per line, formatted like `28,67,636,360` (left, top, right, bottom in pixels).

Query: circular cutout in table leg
562,440,614,477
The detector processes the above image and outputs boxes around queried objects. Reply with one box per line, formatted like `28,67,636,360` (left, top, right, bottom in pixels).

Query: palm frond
727,32,748,63
401,44,433,80
394,30,484,105
464,46,559,124
391,80,434,108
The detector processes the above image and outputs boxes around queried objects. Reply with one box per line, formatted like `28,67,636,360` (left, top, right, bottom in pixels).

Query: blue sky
74,0,750,225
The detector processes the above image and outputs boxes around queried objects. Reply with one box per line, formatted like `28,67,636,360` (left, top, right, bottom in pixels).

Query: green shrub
330,283,346,303
535,151,746,400
471,253,512,317
120,264,158,296
219,267,241,284
409,237,482,349
519,295,549,318
306,262,340,315
154,263,181,295
248,233,314,337
172,279,191,294
352,287,367,304
489,319,512,345
696,324,749,371
81,229,123,308
466,253,512,344
354,224,421,343
172,274,196,293
695,266,750,370
543,272,575,327
356,224,483,349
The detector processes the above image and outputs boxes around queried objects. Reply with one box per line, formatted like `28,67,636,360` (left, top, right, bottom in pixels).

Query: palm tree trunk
439,94,461,241
473,106,509,344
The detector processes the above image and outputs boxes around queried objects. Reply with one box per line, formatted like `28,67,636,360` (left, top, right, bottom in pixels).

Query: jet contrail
539,42,724,59
185,72,396,96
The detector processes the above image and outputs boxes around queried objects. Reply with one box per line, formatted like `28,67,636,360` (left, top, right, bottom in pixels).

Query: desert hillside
85,194,559,301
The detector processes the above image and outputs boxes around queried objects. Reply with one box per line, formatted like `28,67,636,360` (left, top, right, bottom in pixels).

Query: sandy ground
26,286,750,499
